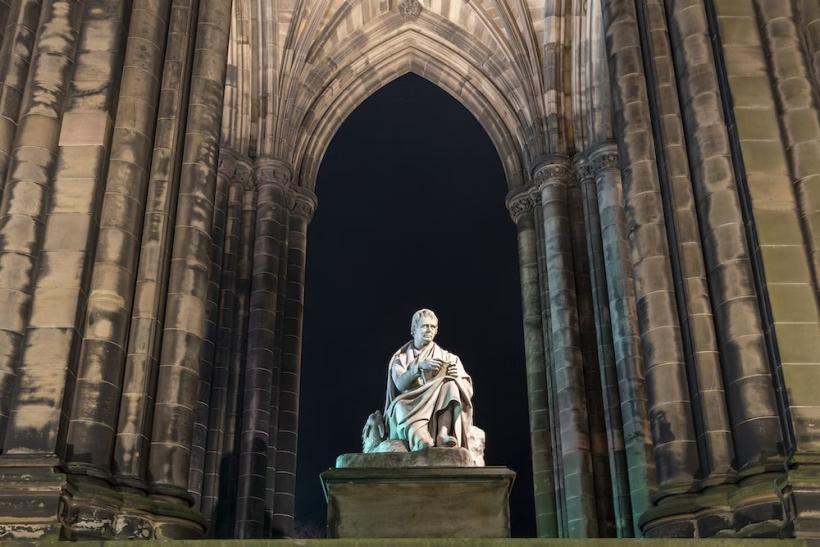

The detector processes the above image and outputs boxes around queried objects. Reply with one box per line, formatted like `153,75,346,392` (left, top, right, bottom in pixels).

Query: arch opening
295,73,536,537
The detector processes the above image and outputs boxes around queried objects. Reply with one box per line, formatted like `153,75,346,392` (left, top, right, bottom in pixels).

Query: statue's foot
436,433,458,448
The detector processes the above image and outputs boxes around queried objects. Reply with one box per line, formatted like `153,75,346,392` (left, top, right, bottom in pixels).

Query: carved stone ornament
398,0,423,20
254,157,291,188
290,186,318,221
590,151,620,177
574,157,596,182
505,189,538,223
234,158,254,191
533,159,572,190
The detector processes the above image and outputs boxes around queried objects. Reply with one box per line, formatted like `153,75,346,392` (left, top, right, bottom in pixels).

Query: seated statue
361,309,484,466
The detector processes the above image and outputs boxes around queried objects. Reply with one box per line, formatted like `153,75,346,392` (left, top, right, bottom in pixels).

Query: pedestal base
320,466,515,538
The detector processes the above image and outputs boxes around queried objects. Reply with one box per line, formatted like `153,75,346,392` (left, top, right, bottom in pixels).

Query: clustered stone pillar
507,189,558,538
507,156,644,539
0,0,332,539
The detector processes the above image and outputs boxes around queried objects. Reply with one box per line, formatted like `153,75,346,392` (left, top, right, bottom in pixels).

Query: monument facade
0,0,817,540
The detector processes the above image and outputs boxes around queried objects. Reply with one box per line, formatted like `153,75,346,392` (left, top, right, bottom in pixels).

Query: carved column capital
533,156,573,191
586,143,620,179
254,157,291,189
505,188,540,224
234,157,254,191
289,186,318,222
573,155,596,182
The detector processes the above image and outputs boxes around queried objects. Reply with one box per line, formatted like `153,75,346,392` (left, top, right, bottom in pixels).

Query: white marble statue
362,309,485,466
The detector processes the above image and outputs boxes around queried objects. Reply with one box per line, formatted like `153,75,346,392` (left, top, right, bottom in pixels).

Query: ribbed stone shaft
638,0,734,484
189,152,234,507
508,188,559,538
201,179,244,529
567,174,614,537
148,0,232,498
271,187,315,538
591,147,655,531
666,0,781,468
0,0,85,454
577,152,633,537
0,0,41,197
215,185,256,538
113,0,198,487
235,159,290,538
537,159,598,537
601,0,699,496
66,0,173,477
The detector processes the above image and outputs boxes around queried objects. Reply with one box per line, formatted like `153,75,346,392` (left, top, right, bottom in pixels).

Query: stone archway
0,0,818,541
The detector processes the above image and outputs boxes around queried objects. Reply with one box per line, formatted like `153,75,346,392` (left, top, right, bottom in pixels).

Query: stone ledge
335,447,475,468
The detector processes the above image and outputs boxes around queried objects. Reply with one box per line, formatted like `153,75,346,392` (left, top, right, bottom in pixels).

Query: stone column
189,149,235,507
271,186,316,538
266,197,290,534
215,184,256,538
533,200,566,534
795,0,820,92
235,158,291,538
567,173,615,537
576,153,633,537
0,0,85,454
667,0,782,469
601,0,699,499
640,0,734,486
0,0,41,195
756,0,820,294
148,0,232,500
65,0,173,478
113,0,198,488
589,145,655,532
708,0,820,536
536,158,598,537
200,178,244,529
506,187,559,538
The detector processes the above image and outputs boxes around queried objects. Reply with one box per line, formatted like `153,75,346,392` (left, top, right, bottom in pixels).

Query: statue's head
410,308,438,348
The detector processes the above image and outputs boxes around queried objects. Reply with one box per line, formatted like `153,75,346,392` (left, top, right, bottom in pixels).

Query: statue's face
412,316,438,348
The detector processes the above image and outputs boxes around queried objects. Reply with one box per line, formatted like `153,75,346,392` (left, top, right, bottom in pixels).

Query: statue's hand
445,362,459,378
417,359,443,375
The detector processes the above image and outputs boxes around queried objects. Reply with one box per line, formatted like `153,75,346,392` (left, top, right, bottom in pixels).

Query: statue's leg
435,401,459,448
409,421,434,450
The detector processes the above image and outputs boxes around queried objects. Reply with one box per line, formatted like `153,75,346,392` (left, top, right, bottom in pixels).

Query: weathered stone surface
321,466,515,538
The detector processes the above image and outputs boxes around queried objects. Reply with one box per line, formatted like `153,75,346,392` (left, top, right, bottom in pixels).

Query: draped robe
384,341,474,451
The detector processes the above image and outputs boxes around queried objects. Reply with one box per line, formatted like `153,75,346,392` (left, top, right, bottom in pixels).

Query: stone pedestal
321,463,515,538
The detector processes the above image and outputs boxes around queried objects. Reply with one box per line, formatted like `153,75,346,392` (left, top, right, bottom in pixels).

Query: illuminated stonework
0,0,817,541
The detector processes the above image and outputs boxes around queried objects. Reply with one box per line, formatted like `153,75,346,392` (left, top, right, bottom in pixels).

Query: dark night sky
295,73,535,538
